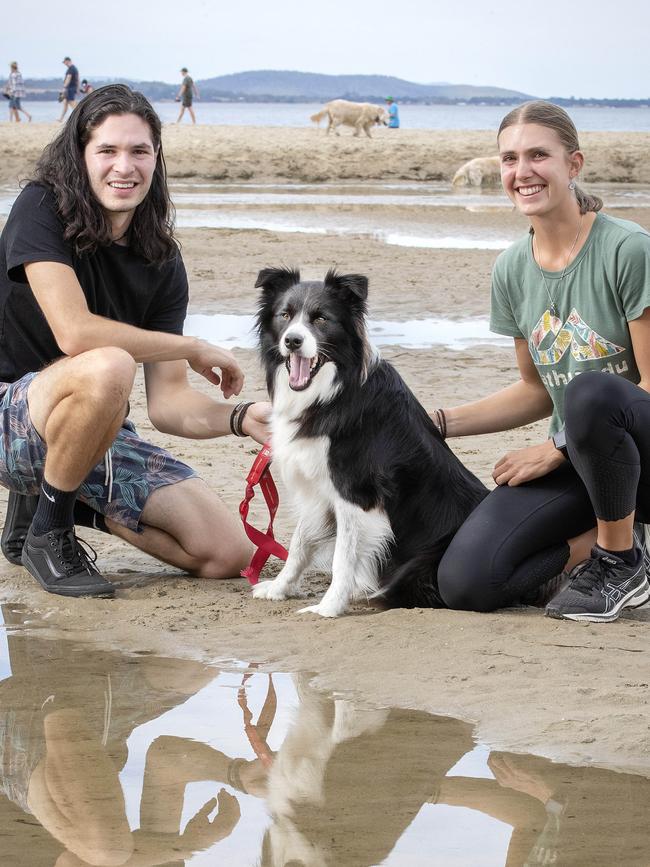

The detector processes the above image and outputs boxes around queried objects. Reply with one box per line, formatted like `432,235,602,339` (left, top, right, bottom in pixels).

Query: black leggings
438,372,650,611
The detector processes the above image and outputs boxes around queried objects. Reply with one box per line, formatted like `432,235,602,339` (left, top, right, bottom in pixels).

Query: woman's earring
568,180,576,191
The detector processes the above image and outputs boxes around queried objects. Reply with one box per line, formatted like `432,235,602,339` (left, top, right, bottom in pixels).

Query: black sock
31,480,78,536
73,501,110,534
600,545,638,566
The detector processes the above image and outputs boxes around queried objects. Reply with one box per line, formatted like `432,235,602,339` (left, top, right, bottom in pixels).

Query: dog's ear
255,267,300,294
324,269,368,301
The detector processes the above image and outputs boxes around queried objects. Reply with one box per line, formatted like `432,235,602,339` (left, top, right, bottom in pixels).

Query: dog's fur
310,99,388,138
452,155,501,187
252,267,487,617
260,673,474,866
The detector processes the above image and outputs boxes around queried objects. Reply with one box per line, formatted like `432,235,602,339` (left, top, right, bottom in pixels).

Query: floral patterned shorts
0,373,197,532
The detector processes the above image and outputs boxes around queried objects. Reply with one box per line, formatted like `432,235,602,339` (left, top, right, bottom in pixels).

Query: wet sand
1,125,649,777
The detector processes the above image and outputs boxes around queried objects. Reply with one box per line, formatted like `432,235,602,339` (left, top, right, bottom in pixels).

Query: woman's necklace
532,214,584,319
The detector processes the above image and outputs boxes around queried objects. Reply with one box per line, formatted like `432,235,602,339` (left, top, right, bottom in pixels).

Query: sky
3,0,649,99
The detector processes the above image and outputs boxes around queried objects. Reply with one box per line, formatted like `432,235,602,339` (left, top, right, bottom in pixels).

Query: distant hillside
194,70,533,102
21,70,532,104
21,70,650,106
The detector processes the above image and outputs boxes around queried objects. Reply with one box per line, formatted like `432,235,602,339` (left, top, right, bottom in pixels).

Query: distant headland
18,69,650,107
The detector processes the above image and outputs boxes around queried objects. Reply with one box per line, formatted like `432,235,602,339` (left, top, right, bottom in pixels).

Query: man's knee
191,534,252,579
75,347,136,394
62,347,137,414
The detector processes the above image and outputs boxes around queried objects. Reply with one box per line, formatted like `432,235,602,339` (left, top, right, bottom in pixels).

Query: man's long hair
33,84,178,264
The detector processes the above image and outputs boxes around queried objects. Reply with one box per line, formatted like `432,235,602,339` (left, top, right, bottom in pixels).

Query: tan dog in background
452,155,501,187
310,99,388,138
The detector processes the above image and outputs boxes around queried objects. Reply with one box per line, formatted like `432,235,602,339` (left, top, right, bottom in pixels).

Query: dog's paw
252,580,289,601
297,602,344,618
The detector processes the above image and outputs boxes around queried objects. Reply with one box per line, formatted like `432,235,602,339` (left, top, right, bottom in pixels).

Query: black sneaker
520,571,570,607
633,521,650,578
21,527,115,598
545,545,650,623
1,491,39,566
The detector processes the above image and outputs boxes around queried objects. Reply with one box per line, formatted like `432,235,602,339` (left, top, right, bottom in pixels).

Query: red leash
239,443,288,584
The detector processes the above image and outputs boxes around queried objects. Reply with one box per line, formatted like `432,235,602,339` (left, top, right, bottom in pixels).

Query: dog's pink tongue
289,354,311,388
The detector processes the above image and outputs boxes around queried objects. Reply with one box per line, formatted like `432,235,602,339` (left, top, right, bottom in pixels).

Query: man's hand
493,439,565,486
188,341,244,398
242,401,272,445
181,789,240,849
487,753,554,803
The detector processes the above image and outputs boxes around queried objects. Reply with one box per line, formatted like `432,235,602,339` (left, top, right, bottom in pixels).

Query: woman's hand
493,439,565,486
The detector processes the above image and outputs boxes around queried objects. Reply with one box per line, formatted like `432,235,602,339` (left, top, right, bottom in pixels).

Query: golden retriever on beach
452,155,501,187
310,99,388,138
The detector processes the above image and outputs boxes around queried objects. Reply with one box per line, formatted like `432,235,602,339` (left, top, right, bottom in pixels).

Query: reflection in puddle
167,181,650,210
2,181,649,253
0,605,649,866
173,209,515,249
184,313,511,351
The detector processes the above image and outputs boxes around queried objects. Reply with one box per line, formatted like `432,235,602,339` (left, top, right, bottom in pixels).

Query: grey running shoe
521,571,570,607
633,521,650,578
21,527,115,598
1,491,39,566
546,545,650,623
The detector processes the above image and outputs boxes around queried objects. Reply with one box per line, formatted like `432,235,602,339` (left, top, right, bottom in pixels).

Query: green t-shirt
490,213,650,435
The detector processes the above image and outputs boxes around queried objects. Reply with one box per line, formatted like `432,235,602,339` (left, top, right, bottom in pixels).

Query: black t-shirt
0,183,188,382
65,64,79,90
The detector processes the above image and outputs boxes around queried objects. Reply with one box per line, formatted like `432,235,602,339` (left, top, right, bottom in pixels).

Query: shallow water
2,181,649,251
16,101,650,131
0,604,649,866
169,180,650,249
184,313,511,350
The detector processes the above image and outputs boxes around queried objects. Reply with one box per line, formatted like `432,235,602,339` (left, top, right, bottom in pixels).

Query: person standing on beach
58,56,79,121
0,84,269,598
5,62,32,123
80,78,94,96
435,100,650,624
385,96,399,128
175,67,199,124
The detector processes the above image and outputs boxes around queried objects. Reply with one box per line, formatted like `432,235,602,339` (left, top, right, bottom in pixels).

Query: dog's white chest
272,422,335,500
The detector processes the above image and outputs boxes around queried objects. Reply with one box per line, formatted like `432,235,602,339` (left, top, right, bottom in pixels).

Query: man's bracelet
230,401,254,437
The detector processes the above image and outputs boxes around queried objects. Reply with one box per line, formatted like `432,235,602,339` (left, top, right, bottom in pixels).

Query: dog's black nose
284,333,303,351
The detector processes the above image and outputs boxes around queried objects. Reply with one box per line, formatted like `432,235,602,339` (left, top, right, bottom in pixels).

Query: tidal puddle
173,209,515,249
2,181,649,252
1,605,649,866
184,313,511,351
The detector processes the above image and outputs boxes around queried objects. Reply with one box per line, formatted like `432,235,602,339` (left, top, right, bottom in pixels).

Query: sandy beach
1,124,649,778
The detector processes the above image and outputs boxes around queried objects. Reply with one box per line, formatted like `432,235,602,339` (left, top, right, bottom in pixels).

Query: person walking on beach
0,84,269,598
175,67,199,124
58,56,79,121
435,100,650,624
385,96,399,128
5,62,32,123
80,78,94,96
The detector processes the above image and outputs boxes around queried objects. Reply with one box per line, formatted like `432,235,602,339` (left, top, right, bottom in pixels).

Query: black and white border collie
253,267,487,617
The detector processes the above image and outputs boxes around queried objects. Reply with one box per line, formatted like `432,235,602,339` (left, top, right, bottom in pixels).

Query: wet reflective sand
1,605,648,867
3,182,650,251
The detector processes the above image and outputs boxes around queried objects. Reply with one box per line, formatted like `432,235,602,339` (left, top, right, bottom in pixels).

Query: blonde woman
436,100,650,623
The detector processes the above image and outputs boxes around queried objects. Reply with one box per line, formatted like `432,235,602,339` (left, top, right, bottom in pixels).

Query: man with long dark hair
0,85,268,597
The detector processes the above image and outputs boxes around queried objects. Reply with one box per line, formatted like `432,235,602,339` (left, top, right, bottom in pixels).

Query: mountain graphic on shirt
529,308,626,366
